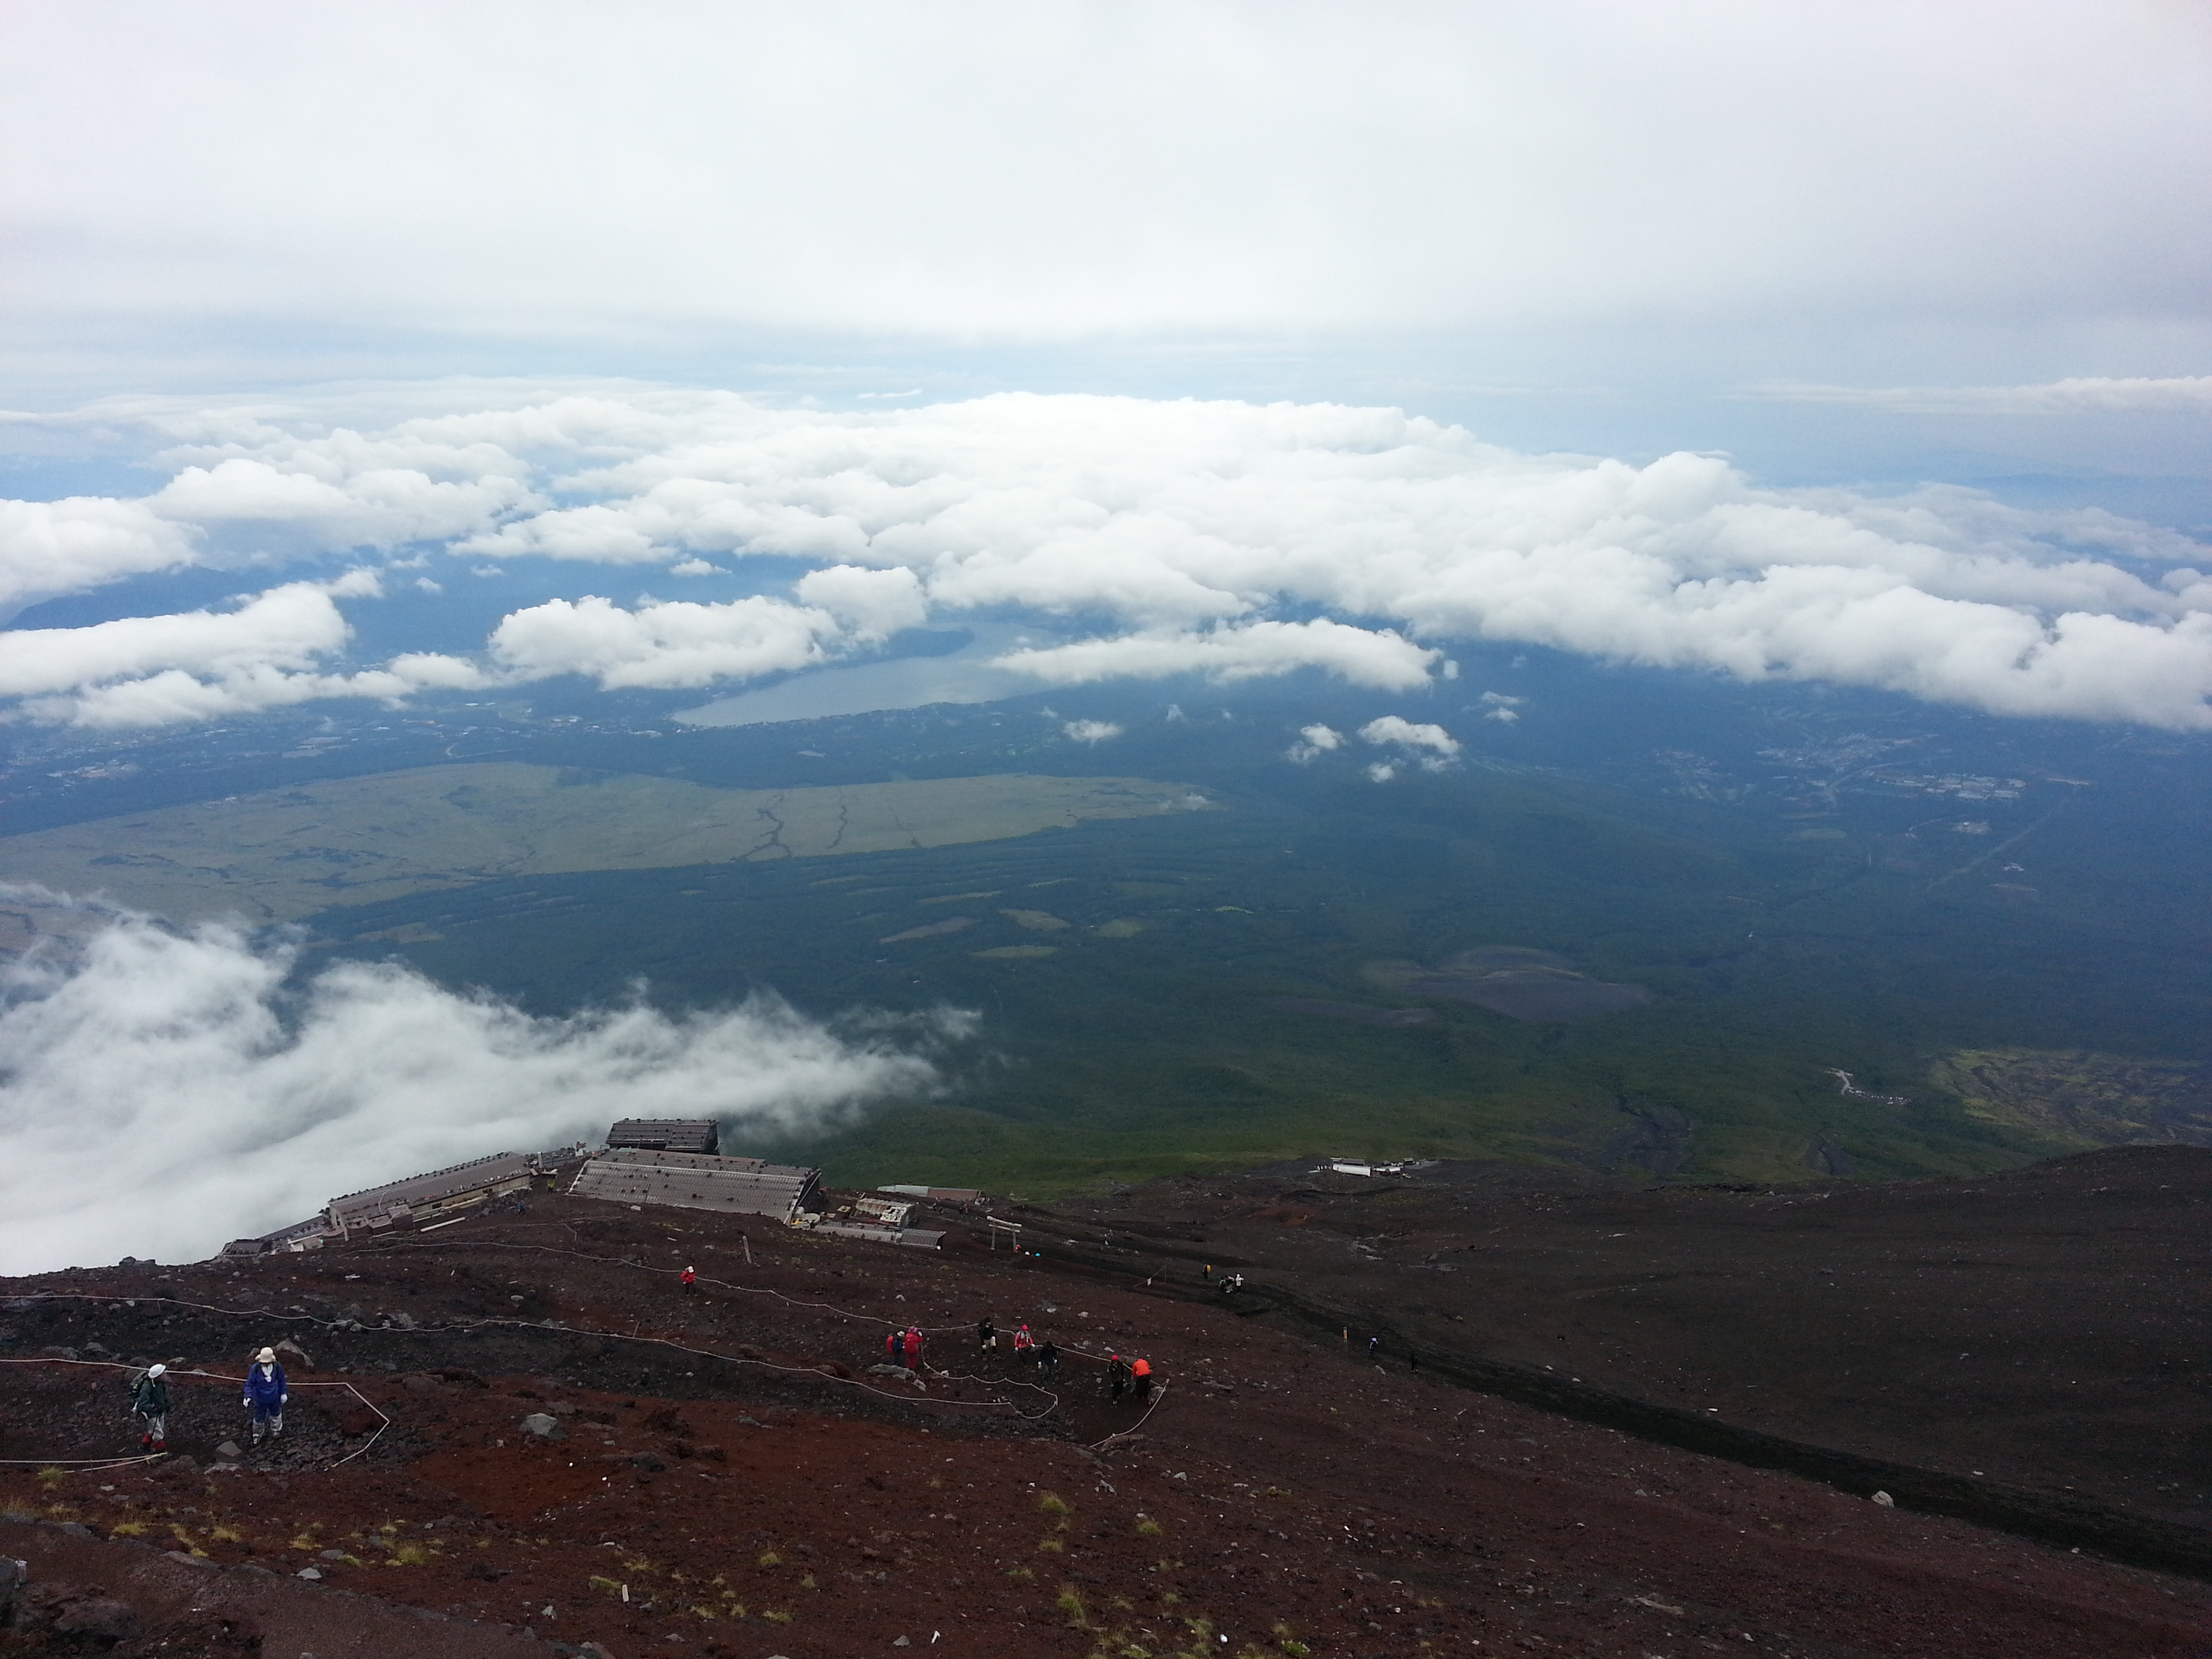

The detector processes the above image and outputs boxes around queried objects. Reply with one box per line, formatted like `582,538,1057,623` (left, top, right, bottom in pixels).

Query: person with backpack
977,1316,997,1352
1011,1323,1035,1361
886,1328,907,1368
903,1326,924,1371
243,1347,287,1446
128,1364,170,1454
1036,1338,1060,1382
1106,1352,1130,1402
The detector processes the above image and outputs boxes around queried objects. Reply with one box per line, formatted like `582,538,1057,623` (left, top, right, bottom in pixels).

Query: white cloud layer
1746,376,2212,415
0,902,964,1275
1,3,2205,341
7,388,2212,729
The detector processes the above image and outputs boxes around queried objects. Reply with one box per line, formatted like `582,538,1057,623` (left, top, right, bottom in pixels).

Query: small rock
893,1638,912,1647
319,1549,349,1561
275,1337,314,1371
1871,1490,1896,1507
546,1400,579,1416
298,1566,323,1580
54,1594,141,1641
217,1441,243,1460
520,1412,565,1440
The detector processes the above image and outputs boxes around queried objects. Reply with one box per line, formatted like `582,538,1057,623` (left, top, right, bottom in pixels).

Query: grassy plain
0,762,1210,924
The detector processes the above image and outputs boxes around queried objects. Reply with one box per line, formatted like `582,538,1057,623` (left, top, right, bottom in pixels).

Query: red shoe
140,1433,152,1450
152,1441,166,1454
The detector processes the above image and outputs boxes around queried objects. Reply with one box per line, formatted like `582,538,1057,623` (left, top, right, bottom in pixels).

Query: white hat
146,1364,165,1378
255,1347,276,1363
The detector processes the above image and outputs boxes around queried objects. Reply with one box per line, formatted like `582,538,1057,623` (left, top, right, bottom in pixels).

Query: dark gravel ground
1,1162,2209,1658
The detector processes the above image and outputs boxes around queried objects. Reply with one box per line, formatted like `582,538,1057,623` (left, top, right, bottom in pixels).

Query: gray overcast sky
3,1,2209,504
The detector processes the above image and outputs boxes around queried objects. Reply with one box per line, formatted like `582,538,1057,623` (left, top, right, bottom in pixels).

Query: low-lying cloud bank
0,899,968,1275
5,389,2211,729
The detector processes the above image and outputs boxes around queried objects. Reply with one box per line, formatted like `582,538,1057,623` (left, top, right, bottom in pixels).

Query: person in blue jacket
243,1347,287,1445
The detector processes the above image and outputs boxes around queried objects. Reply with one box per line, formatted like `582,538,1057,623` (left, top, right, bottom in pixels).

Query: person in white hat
243,1347,287,1445
128,1364,170,1454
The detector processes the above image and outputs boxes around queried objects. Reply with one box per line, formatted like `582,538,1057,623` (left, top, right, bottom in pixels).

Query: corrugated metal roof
327,1152,537,1226
569,1148,821,1220
607,1118,720,1153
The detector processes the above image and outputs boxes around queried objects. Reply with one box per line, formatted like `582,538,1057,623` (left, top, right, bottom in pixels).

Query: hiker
1368,1334,1381,1359
1036,1339,1061,1382
903,1326,924,1372
1130,1355,1153,1400
128,1364,170,1454
1107,1352,1130,1402
1202,1264,1212,1282
1408,1350,1420,1372
680,1265,697,1294
243,1347,287,1445
886,1328,907,1367
977,1316,997,1352
1012,1323,1034,1361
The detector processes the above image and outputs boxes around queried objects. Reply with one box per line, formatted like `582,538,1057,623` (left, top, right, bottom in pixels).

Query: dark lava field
3,1146,2210,1658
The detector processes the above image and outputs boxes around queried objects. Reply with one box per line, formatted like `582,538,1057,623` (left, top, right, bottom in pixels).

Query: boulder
519,1413,565,1441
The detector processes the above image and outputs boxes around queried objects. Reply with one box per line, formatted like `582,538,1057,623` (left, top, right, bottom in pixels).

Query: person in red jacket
680,1265,697,1294
886,1328,907,1367
903,1326,924,1370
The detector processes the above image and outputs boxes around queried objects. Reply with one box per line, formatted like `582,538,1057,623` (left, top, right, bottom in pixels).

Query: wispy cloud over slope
5,390,2210,728
0,900,966,1274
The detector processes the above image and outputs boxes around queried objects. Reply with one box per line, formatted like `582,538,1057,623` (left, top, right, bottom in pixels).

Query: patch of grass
1039,1537,1066,1554
588,1576,623,1597
1134,1515,1163,1536
1038,1491,1072,1517
1006,1565,1036,1582
762,1609,792,1625
1056,1586,1090,1628
109,1521,147,1538
798,1573,817,1590
35,1469,64,1490
386,1544,432,1567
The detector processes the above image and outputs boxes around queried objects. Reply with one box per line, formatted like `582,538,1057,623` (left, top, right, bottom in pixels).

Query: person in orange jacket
1130,1355,1153,1399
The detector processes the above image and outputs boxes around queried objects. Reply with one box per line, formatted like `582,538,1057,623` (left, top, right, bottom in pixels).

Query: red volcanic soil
4,1155,2211,1658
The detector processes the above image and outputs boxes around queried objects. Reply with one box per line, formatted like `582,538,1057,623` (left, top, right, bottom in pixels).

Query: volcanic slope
4,1179,2209,1657
1028,1144,2212,1544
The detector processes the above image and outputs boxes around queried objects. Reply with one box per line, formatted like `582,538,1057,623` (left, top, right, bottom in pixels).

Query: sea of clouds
0,892,971,1274
5,386,2211,730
